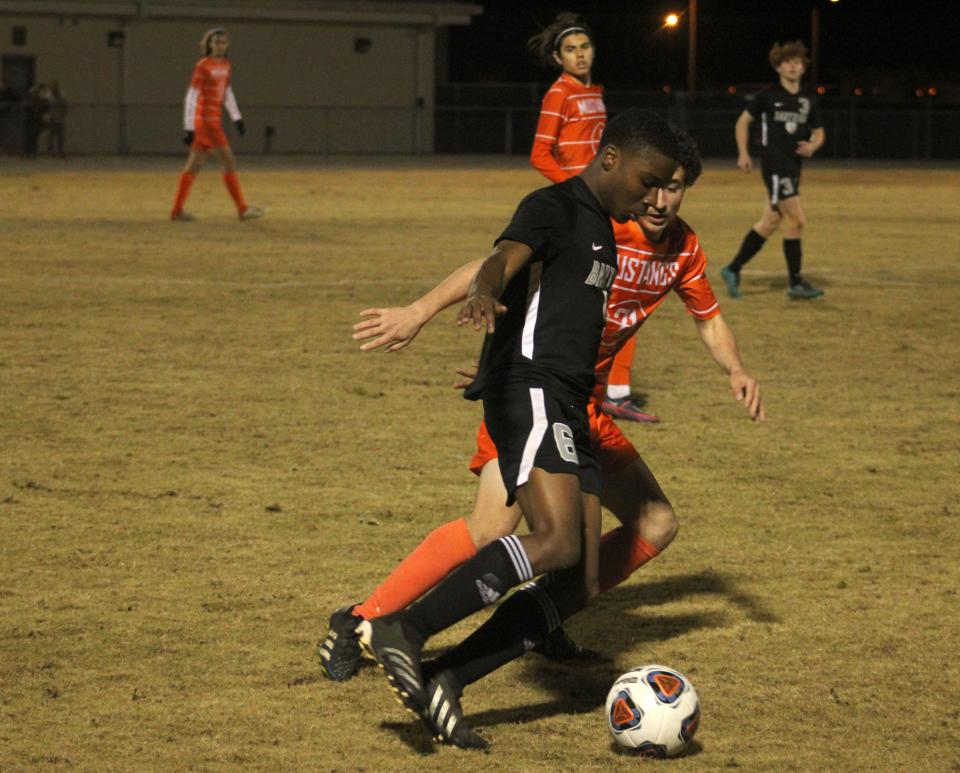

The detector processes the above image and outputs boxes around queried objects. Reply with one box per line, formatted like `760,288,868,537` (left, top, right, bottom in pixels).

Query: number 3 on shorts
553,423,579,463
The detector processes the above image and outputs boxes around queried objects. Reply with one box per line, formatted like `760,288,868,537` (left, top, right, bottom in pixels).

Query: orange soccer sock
353,517,478,620
222,172,248,214
171,171,196,217
598,526,661,594
608,334,637,395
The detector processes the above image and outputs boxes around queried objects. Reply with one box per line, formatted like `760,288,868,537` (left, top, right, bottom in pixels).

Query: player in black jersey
721,40,825,300
357,109,679,749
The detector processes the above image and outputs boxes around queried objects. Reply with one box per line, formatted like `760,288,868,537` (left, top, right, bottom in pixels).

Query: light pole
811,5,821,86
812,0,840,88
687,0,697,97
665,0,698,97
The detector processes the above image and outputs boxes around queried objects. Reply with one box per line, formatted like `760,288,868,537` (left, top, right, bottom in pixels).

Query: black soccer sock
424,580,562,690
783,238,802,285
728,229,767,272
403,535,534,645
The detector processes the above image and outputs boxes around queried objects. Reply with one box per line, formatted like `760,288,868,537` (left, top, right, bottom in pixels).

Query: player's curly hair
769,40,809,68
673,128,702,186
526,12,594,69
201,27,228,56
599,109,679,164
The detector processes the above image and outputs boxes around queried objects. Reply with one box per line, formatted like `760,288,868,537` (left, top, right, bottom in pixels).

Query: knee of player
540,528,582,570
644,501,679,550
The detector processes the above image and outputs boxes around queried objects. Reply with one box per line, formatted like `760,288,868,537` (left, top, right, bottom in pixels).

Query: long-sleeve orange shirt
182,57,241,131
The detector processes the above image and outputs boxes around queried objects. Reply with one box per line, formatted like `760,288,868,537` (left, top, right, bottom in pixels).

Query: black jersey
464,176,616,405
746,84,822,161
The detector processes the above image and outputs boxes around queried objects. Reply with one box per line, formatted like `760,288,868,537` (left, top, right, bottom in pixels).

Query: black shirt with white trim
747,83,822,162
464,176,616,405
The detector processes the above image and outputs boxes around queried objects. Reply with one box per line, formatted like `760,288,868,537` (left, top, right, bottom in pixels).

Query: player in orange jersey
320,132,765,727
169,28,262,222
527,13,606,183
527,13,654,422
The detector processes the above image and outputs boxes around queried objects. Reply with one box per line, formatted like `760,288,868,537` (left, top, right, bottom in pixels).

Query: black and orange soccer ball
605,665,701,757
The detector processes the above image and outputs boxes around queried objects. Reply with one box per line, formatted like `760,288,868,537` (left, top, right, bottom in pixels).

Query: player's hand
235,119,246,137
737,154,753,173
457,293,506,334
453,360,479,390
795,140,816,158
181,130,194,146
729,368,765,421
353,305,426,353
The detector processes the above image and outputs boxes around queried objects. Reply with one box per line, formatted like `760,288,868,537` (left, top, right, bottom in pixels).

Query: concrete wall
0,1,477,154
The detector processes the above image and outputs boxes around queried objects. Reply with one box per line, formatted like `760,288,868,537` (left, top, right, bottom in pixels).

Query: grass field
1,156,959,771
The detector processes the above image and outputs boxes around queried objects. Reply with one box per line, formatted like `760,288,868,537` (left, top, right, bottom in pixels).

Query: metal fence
1,88,957,159
435,84,960,160
0,103,428,156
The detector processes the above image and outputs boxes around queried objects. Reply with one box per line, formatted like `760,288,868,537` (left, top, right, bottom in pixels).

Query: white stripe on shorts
517,387,548,491
771,174,780,205
500,536,534,582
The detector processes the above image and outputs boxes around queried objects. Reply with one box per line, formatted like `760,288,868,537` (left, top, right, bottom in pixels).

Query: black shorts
761,157,802,205
483,386,601,506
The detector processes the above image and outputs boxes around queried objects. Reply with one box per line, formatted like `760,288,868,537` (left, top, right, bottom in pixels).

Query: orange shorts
469,399,640,477
192,124,229,151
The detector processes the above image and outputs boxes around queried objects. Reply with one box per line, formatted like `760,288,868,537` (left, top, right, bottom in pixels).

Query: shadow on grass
379,720,438,754
367,570,776,752
469,570,777,730
608,570,780,624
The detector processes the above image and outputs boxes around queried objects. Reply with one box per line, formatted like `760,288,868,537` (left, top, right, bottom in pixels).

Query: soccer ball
605,664,700,757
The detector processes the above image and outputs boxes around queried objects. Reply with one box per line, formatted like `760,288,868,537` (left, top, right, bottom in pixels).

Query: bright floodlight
664,13,679,27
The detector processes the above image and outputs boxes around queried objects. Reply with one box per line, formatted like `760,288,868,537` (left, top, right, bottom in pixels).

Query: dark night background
444,0,959,96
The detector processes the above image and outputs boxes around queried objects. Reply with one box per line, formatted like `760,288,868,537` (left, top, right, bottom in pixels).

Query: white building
0,0,481,153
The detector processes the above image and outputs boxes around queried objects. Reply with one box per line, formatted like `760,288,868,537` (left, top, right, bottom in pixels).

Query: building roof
0,0,483,26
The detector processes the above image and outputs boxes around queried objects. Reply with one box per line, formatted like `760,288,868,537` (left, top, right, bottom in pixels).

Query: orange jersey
183,57,239,130
592,217,721,401
530,74,606,183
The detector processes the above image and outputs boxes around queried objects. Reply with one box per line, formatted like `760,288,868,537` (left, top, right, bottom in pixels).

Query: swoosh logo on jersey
592,243,603,251
774,102,784,106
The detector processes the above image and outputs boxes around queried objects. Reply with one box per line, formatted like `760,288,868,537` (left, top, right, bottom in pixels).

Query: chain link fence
436,84,960,160
1,86,957,158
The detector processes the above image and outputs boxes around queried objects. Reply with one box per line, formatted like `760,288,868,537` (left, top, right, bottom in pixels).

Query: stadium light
662,2,698,97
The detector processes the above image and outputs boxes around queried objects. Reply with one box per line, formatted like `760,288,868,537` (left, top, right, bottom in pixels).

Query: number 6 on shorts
553,423,579,463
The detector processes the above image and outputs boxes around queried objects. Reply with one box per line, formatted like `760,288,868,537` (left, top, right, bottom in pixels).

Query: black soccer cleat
425,672,489,750
357,615,427,716
532,626,610,662
787,279,825,300
318,604,364,682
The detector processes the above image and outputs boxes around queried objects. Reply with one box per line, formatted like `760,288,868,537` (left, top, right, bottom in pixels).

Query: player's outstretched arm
353,257,484,352
457,240,531,334
694,314,766,421
735,110,754,172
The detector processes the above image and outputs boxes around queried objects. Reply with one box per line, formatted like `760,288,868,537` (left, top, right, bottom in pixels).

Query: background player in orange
170,28,262,222
321,132,765,720
720,40,824,299
527,13,654,422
